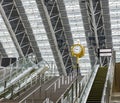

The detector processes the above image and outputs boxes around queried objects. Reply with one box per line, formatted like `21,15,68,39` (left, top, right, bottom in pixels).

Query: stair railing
0,57,53,100
101,51,115,103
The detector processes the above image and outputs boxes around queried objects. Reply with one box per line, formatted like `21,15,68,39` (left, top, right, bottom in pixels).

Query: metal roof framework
0,0,116,76
19,0,59,75
0,6,19,57
0,0,33,58
63,0,91,75
79,0,113,66
36,0,75,75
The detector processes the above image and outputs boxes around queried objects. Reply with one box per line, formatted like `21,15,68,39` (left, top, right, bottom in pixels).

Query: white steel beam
88,0,99,48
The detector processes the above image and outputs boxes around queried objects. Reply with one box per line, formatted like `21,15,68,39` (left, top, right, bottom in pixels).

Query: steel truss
0,0,33,58
36,0,74,75
80,0,112,66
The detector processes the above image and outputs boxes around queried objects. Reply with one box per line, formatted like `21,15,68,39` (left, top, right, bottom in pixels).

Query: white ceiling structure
0,0,119,76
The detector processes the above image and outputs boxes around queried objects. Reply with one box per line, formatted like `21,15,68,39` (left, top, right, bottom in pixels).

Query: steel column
36,0,67,75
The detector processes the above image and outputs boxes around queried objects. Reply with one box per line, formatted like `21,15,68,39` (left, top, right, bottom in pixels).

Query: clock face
73,46,81,54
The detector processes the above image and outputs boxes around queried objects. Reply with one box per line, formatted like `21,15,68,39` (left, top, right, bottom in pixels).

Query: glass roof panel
109,0,120,62
64,0,91,75
0,14,18,57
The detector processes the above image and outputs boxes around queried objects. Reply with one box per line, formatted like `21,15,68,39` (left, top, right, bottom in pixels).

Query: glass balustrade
0,56,55,100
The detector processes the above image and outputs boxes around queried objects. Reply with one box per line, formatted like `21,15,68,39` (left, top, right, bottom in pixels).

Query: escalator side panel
112,63,120,92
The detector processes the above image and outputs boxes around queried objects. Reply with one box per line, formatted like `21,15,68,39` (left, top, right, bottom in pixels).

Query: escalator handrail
101,52,115,103
0,59,34,84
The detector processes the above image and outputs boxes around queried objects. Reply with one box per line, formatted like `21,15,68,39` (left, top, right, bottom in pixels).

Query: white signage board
100,49,112,53
100,53,112,57
99,49,112,57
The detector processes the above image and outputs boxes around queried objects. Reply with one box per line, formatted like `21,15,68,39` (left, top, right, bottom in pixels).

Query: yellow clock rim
71,44,85,58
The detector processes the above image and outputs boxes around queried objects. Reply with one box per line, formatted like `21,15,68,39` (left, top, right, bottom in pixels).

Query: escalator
87,66,108,103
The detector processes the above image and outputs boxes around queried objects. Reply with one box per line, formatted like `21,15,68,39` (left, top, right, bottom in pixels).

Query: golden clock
71,44,85,58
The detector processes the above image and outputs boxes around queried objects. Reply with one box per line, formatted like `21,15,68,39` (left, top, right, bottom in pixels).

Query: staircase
87,66,108,103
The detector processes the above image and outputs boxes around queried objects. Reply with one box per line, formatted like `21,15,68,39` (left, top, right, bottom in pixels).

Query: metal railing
101,51,115,103
18,74,52,103
19,71,78,103
0,58,35,94
45,72,77,100
0,65,49,99
0,56,37,85
43,98,54,103
0,55,57,101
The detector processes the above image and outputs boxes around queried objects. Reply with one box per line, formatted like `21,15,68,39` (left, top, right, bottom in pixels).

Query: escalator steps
87,67,108,102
